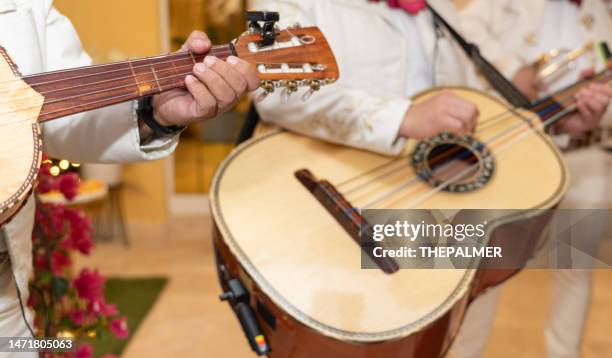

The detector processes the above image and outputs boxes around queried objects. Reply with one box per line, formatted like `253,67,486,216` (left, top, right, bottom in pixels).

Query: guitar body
0,47,43,226
211,87,570,357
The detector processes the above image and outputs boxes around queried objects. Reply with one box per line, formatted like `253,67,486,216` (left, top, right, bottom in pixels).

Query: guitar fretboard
23,44,234,122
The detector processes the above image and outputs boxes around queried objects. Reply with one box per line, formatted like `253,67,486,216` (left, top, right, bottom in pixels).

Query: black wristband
137,97,184,136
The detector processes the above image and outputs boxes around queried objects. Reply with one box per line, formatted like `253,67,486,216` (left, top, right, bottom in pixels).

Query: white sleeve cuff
132,101,180,160
366,98,412,156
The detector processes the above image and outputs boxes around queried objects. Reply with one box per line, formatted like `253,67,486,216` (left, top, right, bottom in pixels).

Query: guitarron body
211,87,570,357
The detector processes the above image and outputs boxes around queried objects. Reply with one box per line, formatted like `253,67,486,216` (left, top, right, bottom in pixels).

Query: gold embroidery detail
581,15,594,30
524,33,537,46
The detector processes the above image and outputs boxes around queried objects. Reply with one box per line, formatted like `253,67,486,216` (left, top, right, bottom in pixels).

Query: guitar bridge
295,169,399,274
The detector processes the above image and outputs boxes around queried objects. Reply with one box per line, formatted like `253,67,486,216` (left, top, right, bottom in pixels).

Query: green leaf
51,277,69,301
39,271,54,285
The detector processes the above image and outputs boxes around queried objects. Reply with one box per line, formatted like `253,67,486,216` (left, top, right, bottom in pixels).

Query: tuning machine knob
281,80,299,103
301,80,322,102
256,80,276,102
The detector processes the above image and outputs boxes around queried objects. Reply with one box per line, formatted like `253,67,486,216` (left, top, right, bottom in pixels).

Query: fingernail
194,39,209,48
227,56,239,65
185,75,196,84
204,56,217,66
194,63,206,74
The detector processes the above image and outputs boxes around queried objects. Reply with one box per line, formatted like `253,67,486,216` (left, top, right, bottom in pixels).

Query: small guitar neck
23,45,235,122
530,67,611,122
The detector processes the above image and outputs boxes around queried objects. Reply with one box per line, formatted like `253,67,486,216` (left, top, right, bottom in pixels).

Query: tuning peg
256,90,270,103
280,80,298,103
301,80,321,102
281,88,292,103
257,80,276,102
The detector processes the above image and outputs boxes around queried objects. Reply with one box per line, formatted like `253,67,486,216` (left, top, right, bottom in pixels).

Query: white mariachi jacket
251,0,480,156
460,0,612,80
0,0,178,302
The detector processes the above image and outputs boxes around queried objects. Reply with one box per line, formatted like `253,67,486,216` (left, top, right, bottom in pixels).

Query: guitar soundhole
412,133,495,193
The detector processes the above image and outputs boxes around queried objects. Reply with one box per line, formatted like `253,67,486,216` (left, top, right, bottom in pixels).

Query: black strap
427,3,533,109
137,97,184,136
237,104,261,145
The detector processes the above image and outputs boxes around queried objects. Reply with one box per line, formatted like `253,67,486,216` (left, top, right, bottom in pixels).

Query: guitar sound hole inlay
411,134,495,193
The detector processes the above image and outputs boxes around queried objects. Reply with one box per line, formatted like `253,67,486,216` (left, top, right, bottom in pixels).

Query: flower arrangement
28,158,128,358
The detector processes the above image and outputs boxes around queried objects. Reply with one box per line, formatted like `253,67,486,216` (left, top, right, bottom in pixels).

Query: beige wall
54,0,170,223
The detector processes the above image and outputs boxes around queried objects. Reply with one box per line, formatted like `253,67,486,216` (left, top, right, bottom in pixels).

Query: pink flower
87,299,118,317
110,317,129,339
100,301,118,316
57,173,79,201
34,254,47,270
37,177,55,194
50,251,71,275
68,309,85,325
74,269,105,301
72,233,93,255
50,205,66,233
75,343,93,358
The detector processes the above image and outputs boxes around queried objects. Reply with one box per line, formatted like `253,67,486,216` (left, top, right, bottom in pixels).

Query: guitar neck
530,68,611,121
23,44,235,122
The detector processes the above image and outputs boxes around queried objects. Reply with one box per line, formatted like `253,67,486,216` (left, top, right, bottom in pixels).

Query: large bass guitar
0,12,339,225
211,63,611,357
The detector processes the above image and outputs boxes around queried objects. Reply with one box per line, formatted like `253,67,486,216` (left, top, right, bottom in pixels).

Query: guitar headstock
233,13,339,102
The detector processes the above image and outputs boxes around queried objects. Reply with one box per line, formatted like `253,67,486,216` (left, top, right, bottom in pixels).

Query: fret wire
150,65,163,91
127,60,140,94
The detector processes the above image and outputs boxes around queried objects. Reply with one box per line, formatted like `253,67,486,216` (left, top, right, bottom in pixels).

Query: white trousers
0,255,36,358
445,270,591,358
445,286,503,358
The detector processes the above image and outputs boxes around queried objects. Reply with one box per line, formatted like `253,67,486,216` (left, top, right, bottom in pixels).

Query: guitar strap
426,3,533,109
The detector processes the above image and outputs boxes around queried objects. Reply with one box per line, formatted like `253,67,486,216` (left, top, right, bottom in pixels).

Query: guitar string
334,103,545,191
345,92,582,206
357,97,576,207
353,100,578,209
369,104,578,210
336,82,597,196
334,71,610,191
0,47,231,87
0,61,241,126
0,50,233,105
0,62,214,114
